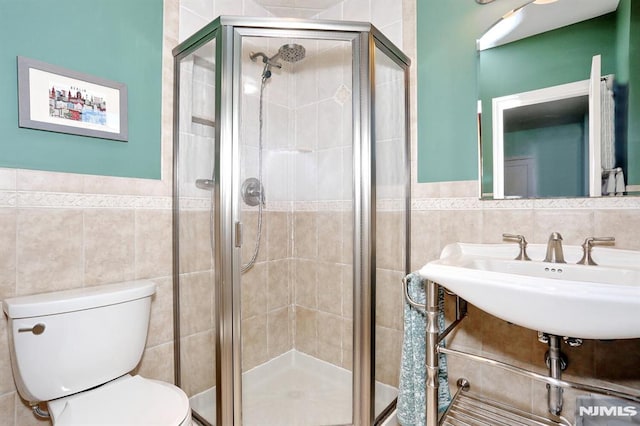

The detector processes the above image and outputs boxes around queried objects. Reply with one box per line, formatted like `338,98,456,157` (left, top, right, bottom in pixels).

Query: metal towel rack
402,277,640,426
441,379,571,426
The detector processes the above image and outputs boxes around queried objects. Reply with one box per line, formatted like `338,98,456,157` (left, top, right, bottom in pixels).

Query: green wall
479,14,616,103
416,1,483,183
505,123,588,197
0,0,163,179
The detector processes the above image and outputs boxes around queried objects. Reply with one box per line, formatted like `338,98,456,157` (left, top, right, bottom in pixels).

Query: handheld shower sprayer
240,42,307,273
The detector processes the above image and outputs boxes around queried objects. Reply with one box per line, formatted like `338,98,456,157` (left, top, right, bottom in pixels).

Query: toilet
2,280,191,425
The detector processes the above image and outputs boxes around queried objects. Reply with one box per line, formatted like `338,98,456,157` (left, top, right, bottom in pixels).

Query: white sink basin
419,242,640,339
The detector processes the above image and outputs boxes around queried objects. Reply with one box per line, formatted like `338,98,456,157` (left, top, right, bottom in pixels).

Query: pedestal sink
419,242,640,339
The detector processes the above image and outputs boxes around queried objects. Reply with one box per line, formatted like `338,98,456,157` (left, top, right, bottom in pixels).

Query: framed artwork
17,56,128,141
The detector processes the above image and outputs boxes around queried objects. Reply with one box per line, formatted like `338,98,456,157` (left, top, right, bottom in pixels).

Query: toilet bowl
2,280,191,425
47,375,191,425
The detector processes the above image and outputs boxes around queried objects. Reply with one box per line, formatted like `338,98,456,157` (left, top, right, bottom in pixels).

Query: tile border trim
3,190,640,211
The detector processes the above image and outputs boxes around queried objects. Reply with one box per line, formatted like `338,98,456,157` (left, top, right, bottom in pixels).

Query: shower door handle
235,221,242,248
195,178,215,190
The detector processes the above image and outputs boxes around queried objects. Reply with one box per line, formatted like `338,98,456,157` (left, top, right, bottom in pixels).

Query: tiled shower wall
239,35,357,374
240,208,355,373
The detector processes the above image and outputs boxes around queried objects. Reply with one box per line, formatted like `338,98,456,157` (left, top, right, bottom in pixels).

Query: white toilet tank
2,280,156,403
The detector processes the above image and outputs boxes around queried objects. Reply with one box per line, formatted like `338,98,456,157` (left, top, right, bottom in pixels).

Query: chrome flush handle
18,323,46,335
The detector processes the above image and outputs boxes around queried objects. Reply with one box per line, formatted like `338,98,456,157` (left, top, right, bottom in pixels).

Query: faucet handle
577,237,615,265
503,233,531,261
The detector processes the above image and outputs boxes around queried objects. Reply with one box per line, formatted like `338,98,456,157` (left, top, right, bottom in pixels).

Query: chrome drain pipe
547,335,564,416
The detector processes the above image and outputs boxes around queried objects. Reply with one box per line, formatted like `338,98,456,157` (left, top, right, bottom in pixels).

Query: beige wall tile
317,312,342,366
480,365,533,412
134,176,171,198
178,210,213,274
242,315,268,371
135,209,172,279
342,264,353,318
410,210,440,271
594,209,640,250
147,276,175,348
438,209,483,247
531,210,594,245
0,209,16,301
16,169,84,193
268,307,292,358
137,341,175,385
0,393,15,425
294,212,317,259
377,211,406,270
180,331,215,396
375,268,404,331
295,307,317,357
241,262,267,319
374,326,402,387
446,355,482,397
317,262,343,316
317,212,342,263
412,181,440,199
446,302,484,352
439,181,477,198
0,320,14,395
481,208,534,244
341,211,353,264
267,259,290,311
83,175,160,196
0,168,16,190
179,271,214,335
294,259,317,308
84,209,135,286
342,318,353,370
16,209,83,295
480,316,537,365
267,211,291,260
241,211,267,265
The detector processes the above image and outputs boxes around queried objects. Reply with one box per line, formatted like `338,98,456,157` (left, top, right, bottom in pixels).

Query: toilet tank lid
2,280,157,319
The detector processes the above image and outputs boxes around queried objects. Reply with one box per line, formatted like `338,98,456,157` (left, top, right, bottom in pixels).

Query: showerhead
250,43,306,81
277,43,306,63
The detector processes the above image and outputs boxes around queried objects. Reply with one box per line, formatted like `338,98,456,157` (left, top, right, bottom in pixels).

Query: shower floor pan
189,350,398,425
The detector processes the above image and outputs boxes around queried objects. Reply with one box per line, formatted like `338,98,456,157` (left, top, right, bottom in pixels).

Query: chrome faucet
544,232,566,263
503,233,531,260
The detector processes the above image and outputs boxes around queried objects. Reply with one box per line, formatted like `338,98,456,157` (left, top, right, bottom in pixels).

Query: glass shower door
174,37,218,425
173,18,411,426
373,41,410,421
236,32,356,426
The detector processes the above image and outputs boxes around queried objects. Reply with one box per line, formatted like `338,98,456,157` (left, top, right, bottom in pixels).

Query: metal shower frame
172,16,411,426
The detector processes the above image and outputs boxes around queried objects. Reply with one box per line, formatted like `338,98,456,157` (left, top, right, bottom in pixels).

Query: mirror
477,0,639,199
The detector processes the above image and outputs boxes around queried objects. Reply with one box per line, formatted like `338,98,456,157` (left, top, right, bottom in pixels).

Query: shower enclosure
172,16,410,426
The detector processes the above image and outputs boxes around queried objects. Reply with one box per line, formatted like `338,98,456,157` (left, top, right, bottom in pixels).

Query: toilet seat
48,375,191,426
